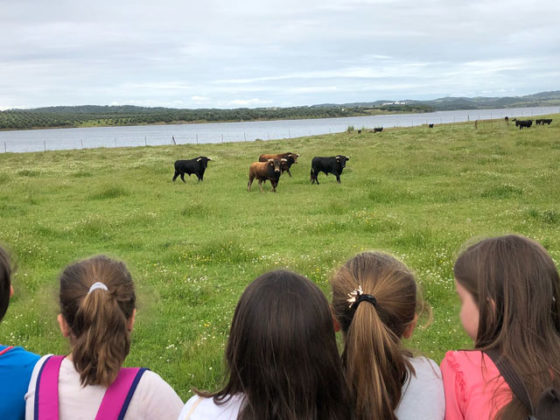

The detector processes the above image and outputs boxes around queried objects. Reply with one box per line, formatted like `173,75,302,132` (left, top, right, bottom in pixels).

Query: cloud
0,0,558,109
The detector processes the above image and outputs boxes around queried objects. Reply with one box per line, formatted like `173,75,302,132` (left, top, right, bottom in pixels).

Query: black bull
172,156,212,182
310,155,350,184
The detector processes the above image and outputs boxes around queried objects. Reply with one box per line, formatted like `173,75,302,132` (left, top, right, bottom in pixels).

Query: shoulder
134,369,182,399
123,369,183,419
397,357,444,419
441,350,495,381
0,345,40,366
179,394,244,420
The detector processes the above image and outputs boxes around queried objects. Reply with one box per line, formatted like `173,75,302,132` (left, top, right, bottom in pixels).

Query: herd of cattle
172,152,350,192
171,116,553,191
511,118,553,129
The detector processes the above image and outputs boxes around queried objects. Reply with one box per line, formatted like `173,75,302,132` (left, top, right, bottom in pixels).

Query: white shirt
25,355,183,420
178,394,244,420
178,357,444,420
395,356,445,420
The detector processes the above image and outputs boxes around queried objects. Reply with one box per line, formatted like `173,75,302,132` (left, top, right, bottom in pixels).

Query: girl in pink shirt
441,235,560,420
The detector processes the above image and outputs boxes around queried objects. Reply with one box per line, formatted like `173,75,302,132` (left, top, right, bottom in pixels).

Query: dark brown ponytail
0,245,13,321
59,255,135,387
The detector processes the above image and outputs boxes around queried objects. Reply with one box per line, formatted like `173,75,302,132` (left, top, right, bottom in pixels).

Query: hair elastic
347,285,378,312
88,282,109,294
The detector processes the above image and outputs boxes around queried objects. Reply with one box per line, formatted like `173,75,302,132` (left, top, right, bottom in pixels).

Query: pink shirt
440,350,512,420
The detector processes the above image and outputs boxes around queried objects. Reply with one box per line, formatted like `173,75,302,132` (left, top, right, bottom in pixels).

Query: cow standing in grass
172,156,212,183
515,120,533,129
310,155,350,184
259,152,299,177
248,158,286,192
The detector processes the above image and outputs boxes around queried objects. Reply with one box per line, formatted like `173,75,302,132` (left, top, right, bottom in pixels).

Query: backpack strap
95,367,148,420
182,396,204,420
34,355,65,420
485,349,535,415
0,345,14,356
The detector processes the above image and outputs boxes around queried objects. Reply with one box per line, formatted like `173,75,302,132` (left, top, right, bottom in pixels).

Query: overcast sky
1,0,559,110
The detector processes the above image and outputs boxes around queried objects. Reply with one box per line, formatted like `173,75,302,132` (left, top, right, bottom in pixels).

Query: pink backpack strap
34,355,65,420
95,367,148,420
0,345,14,356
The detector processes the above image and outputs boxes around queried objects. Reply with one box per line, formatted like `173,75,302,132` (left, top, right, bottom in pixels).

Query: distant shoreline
2,90,559,131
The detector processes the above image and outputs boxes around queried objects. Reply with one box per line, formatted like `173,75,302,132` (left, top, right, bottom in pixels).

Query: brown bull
248,158,286,192
258,152,299,177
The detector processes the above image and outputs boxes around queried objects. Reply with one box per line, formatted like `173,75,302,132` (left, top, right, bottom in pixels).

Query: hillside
0,91,558,130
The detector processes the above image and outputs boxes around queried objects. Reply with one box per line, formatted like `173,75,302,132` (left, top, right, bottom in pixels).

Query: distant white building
382,101,407,106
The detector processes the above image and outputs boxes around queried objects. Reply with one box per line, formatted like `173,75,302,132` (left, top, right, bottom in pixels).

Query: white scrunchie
88,282,109,294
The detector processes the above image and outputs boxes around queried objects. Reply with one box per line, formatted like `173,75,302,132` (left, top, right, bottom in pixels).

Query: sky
1,0,559,110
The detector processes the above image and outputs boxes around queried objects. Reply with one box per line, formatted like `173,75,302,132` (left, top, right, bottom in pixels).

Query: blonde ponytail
331,252,419,420
59,255,136,387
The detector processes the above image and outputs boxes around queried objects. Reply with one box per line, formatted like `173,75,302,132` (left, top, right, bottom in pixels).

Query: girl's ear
57,313,72,338
9,285,14,298
331,308,341,332
403,313,418,339
127,308,136,332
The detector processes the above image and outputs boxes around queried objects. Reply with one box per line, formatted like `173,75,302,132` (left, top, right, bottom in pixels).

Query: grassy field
1,116,559,400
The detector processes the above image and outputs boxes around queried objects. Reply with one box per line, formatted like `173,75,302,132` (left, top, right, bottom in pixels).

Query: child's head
330,251,421,420
216,270,351,420
454,234,560,420
0,245,13,322
454,234,560,348
58,255,136,387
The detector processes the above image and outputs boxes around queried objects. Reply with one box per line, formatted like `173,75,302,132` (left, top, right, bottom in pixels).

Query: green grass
1,116,559,399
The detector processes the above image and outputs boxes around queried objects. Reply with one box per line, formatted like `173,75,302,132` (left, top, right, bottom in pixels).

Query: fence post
244,132,246,141
44,140,46,152
4,142,6,153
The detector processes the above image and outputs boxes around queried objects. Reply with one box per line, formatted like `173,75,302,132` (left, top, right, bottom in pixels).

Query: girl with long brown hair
179,270,352,420
441,234,560,420
25,255,183,419
330,251,444,420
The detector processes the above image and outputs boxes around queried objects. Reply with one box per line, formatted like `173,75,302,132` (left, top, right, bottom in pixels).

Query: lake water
0,106,558,153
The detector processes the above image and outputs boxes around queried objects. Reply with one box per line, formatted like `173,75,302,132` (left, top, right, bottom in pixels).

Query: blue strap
117,368,148,420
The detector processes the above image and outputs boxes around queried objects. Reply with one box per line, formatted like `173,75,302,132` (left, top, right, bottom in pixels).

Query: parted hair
0,245,13,321
331,252,421,420
59,255,136,387
199,270,352,420
454,234,560,420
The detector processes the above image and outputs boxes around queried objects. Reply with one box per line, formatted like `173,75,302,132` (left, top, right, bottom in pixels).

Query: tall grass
0,116,559,399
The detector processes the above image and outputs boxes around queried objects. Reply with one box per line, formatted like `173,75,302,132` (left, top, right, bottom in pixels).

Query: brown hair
0,245,12,321
59,255,136,387
454,234,560,419
199,270,352,420
331,251,422,420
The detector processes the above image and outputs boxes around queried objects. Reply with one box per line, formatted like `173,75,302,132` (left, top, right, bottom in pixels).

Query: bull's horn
267,158,274,162
281,158,287,162
197,158,202,161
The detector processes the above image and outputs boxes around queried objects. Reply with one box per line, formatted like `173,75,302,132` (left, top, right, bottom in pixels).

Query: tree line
0,104,433,130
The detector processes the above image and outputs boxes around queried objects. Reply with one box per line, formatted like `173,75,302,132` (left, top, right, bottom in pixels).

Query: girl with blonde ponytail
25,255,183,419
330,251,444,420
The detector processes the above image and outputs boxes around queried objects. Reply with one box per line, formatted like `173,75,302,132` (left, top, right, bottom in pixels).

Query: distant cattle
173,156,212,183
515,120,533,129
428,123,434,128
248,158,286,192
310,155,350,184
259,152,300,177
536,118,552,125
373,127,383,133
